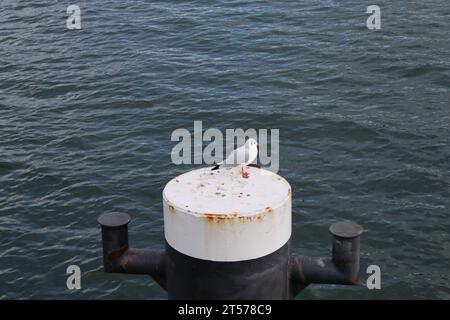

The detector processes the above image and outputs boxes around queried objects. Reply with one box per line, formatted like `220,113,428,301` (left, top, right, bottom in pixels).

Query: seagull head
246,138,259,149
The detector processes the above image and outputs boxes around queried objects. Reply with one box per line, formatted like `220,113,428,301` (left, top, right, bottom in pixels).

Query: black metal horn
290,221,363,296
98,212,167,290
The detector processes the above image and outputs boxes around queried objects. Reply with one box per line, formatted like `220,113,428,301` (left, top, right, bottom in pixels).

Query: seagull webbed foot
241,166,250,179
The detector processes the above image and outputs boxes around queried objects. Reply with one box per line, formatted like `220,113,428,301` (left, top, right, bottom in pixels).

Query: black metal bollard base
98,213,363,299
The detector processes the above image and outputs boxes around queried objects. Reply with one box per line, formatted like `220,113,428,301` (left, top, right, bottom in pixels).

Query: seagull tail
211,164,220,171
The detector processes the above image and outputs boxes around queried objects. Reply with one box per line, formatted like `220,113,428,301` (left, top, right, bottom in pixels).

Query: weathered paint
163,166,292,262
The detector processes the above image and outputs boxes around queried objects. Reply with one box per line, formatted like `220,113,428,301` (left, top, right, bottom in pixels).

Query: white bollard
162,166,292,298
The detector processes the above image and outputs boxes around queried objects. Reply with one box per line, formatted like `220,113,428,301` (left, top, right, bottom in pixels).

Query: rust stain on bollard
106,245,128,264
203,213,230,223
203,212,260,223
120,248,138,269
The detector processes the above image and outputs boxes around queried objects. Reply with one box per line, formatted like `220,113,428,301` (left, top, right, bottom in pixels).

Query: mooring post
98,167,363,299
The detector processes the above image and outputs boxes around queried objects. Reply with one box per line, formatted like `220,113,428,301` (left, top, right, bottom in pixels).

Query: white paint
163,166,292,261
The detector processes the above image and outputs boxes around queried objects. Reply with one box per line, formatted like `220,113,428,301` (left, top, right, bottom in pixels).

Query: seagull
211,138,259,179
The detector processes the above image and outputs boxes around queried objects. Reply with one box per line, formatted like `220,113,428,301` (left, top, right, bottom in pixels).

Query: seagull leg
241,166,249,179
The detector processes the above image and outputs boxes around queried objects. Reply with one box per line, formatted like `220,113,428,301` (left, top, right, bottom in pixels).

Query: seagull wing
223,145,246,167
244,145,258,165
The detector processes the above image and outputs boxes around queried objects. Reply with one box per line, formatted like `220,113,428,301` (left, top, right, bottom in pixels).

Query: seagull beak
257,144,260,149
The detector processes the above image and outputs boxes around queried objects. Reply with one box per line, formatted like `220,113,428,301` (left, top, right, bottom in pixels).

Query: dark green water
0,0,449,299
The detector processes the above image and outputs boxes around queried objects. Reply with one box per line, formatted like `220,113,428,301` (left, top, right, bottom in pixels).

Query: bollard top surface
163,166,291,217
329,221,363,239
97,212,131,228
